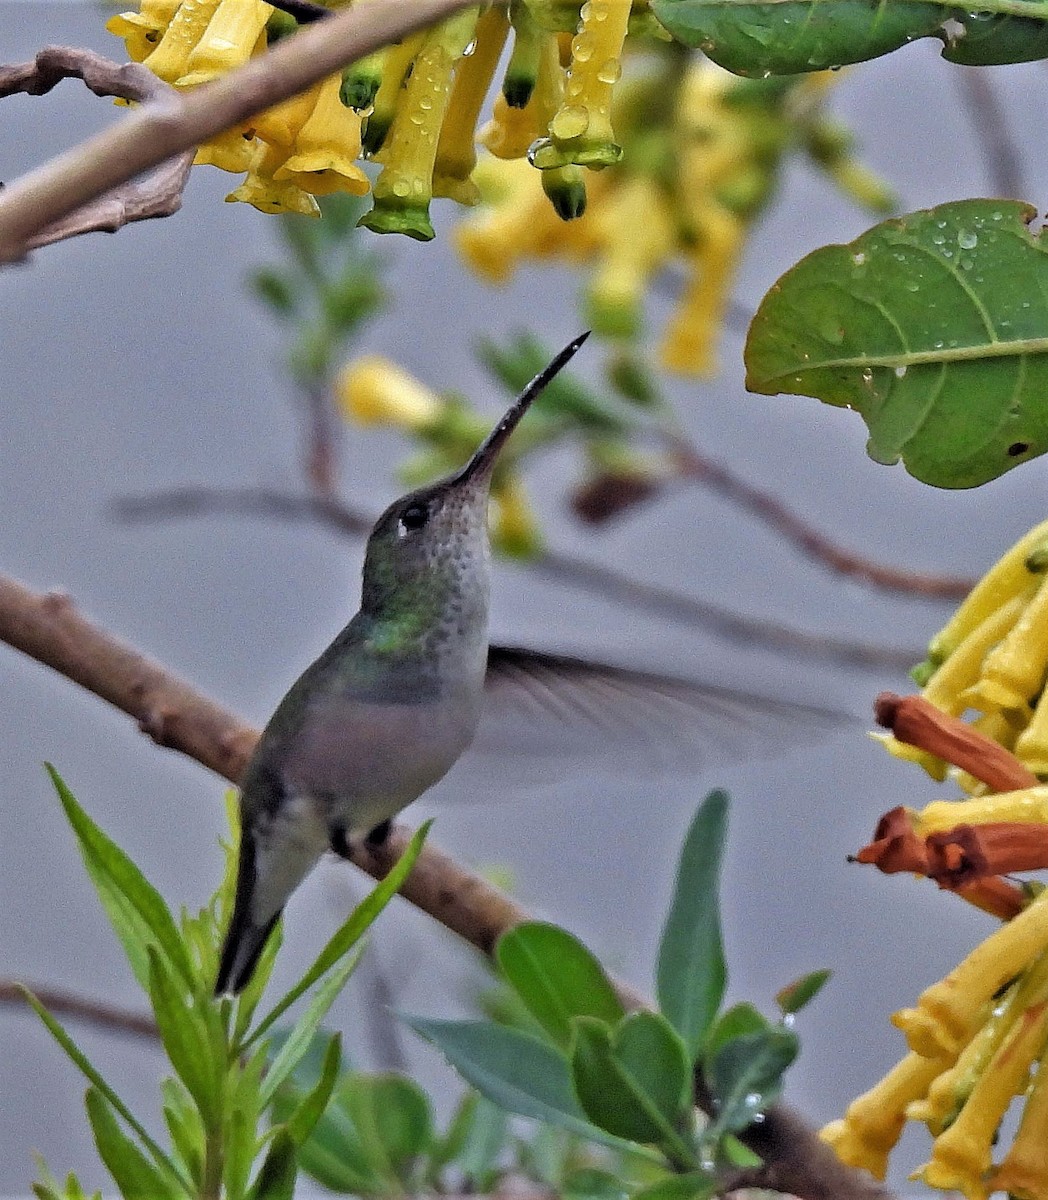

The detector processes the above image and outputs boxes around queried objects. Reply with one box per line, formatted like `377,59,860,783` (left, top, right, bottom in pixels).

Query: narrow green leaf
720,1133,762,1168
563,1167,630,1200
21,987,189,1190
275,1081,386,1194
285,1033,343,1146
703,1002,769,1059
630,1172,717,1200
46,765,192,990
84,1088,184,1200
160,1080,204,1185
746,200,1048,489
246,821,430,1048
656,790,728,1059
775,969,831,1016
570,1016,695,1163
147,947,219,1123
222,1105,256,1200
258,944,364,1108
496,921,624,1049
705,1026,799,1139
403,1015,659,1159
246,1128,297,1200
429,1090,479,1171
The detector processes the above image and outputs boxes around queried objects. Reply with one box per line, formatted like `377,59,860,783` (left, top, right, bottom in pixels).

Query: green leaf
285,1032,343,1146
746,199,1048,489
775,969,831,1015
343,1073,434,1170
496,922,625,1050
563,1167,631,1200
246,1128,297,1200
403,1015,659,1158
46,765,192,990
258,943,364,1108
21,987,188,1190
650,0,946,72
703,1003,769,1059
630,1172,717,1200
250,269,298,318
942,13,1048,64
704,1026,799,1139
655,790,729,1060
84,1088,184,1199
720,1133,762,1168
246,821,430,1048
160,1079,204,1185
147,947,220,1123
453,1095,509,1189
570,1015,694,1162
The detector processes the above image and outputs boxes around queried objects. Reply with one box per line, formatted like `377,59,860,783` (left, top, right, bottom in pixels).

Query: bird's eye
399,502,430,533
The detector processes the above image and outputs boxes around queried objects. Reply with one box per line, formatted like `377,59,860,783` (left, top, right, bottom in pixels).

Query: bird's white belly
282,691,481,833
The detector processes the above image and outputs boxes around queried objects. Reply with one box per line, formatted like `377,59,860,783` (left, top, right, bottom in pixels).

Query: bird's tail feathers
215,828,279,995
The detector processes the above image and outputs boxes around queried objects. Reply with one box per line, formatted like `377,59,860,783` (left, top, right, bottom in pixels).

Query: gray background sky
2,8,1047,1193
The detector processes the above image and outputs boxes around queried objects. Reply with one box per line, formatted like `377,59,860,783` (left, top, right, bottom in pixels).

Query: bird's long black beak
455,331,590,485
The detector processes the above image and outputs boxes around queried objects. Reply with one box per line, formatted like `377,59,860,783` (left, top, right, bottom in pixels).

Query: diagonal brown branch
111,484,923,672
0,979,158,1039
0,47,194,250
0,0,475,260
0,568,891,1200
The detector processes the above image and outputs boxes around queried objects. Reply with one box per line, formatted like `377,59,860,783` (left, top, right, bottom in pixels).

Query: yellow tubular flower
659,207,744,377
908,992,1020,1136
892,888,1048,1059
914,996,1048,1200
928,521,1048,666
179,0,272,85
360,7,480,240
141,0,222,83
1017,686,1048,776
276,73,371,196
531,0,629,169
226,141,319,215
585,173,674,338
336,357,443,430
106,0,181,61
480,33,563,162
433,5,511,205
194,126,258,172
917,786,1048,836
247,83,320,149
361,32,426,155
991,1048,1048,1198
967,574,1048,714
820,1051,949,1179
920,590,1032,716
490,474,543,558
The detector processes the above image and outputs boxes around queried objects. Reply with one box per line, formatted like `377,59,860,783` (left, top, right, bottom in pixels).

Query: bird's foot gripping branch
828,518,1048,1199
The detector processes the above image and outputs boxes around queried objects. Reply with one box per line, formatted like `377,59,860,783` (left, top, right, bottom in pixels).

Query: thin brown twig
110,484,923,672
0,0,475,260
0,979,158,1039
666,437,976,601
0,47,194,249
954,66,1025,200
0,569,892,1200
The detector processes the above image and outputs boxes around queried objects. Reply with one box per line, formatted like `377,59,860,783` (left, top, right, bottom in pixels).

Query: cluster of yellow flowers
336,354,543,556
887,518,1048,791
106,0,891,375
824,519,1048,1198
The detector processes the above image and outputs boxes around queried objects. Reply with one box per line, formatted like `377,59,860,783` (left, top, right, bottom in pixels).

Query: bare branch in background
0,47,194,250
666,436,975,601
0,979,158,1040
0,0,475,261
954,66,1025,200
111,484,923,671
0,570,892,1200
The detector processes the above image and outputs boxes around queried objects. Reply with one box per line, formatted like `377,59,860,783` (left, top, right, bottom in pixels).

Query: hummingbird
216,332,843,994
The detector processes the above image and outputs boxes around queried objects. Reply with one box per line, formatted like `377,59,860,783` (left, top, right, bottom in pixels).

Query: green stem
201,1124,225,1200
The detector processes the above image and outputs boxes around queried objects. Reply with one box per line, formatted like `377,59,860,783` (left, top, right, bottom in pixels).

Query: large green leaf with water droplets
745,200,1048,489
649,0,1048,73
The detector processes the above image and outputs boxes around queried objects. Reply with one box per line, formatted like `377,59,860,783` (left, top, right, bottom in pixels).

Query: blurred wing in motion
435,645,854,799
